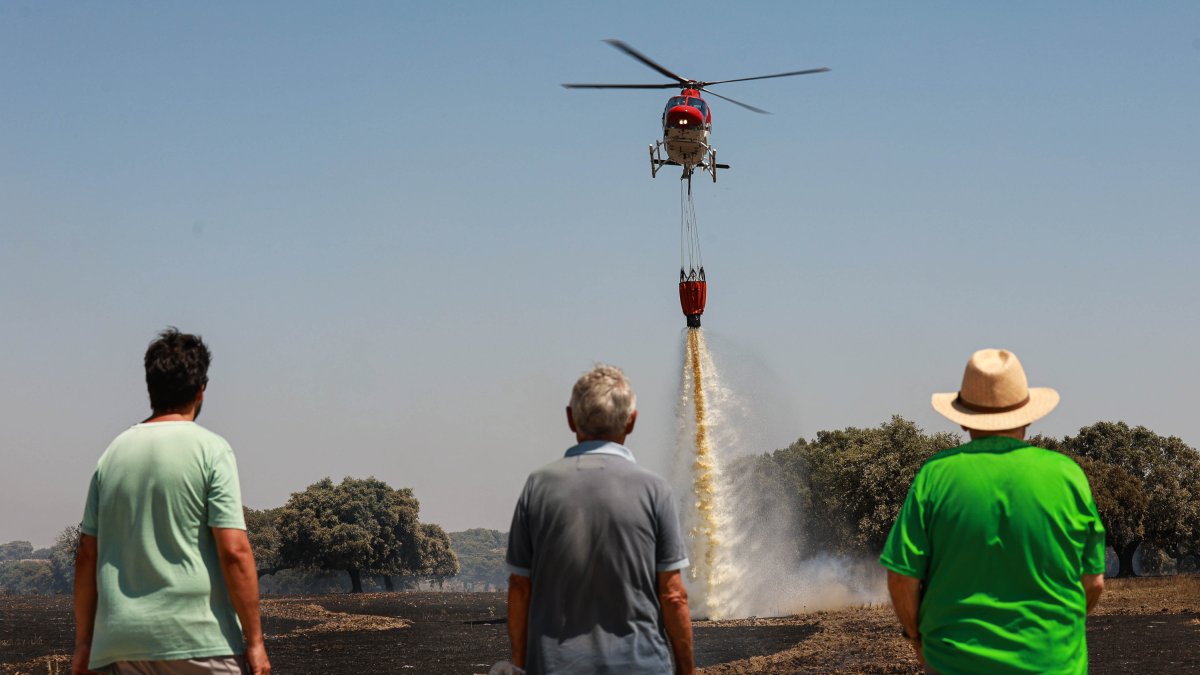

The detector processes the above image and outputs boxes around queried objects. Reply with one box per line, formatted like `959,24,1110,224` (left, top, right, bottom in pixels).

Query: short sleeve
879,474,930,579
505,478,533,577
655,483,689,573
80,470,100,536
206,448,246,529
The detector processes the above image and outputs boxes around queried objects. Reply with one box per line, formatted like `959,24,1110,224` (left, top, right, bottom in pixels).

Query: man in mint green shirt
880,349,1106,674
72,329,270,675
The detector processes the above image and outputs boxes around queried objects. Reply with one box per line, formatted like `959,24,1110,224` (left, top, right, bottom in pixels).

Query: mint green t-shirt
879,437,1106,675
80,421,247,670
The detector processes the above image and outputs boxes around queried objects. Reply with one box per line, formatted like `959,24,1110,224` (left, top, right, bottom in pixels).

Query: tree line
5,419,1195,594
753,417,1200,577
1,476,473,595
0,526,80,595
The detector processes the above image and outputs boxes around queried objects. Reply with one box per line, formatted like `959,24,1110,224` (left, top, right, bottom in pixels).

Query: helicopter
563,39,830,189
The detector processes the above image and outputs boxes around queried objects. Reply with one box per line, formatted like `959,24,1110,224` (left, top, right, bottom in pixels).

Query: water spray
686,328,722,611
675,328,888,619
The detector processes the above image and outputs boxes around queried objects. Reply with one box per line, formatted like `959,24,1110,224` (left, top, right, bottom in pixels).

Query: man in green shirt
880,349,1106,674
72,329,270,675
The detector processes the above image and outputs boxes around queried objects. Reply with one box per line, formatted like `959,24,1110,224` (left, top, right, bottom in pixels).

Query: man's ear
566,406,577,433
624,409,638,436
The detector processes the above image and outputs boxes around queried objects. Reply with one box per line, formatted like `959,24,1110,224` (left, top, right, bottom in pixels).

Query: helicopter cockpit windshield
688,98,708,118
665,96,688,111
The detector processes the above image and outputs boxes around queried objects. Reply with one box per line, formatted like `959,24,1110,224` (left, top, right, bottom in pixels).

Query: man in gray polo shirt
505,365,694,675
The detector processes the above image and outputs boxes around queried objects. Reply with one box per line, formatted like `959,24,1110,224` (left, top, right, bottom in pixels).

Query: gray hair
570,364,637,438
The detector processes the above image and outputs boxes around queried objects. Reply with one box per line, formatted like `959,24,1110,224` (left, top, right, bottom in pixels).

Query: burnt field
2,577,1197,674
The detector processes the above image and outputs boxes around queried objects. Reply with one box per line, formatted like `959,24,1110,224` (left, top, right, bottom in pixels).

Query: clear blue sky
3,2,1198,545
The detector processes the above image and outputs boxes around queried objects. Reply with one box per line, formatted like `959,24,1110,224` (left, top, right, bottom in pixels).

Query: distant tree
450,529,509,591
244,507,285,578
1034,422,1200,577
0,560,55,594
765,416,961,557
48,526,80,594
1179,547,1200,574
418,523,459,588
1071,454,1148,573
30,547,53,560
378,522,460,591
0,540,33,562
276,476,424,593
1135,543,1178,576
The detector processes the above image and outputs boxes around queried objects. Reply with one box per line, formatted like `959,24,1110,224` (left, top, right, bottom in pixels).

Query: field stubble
1,576,1197,674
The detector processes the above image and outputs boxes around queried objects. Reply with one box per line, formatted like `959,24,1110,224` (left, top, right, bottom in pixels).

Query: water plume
675,329,886,619
683,328,723,614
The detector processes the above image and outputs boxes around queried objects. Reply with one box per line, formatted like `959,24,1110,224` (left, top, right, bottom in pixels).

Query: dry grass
697,575,1200,674
1092,574,1200,615
1,578,1196,674
0,601,414,674
1,654,69,675
260,598,412,635
0,638,43,651
698,605,922,674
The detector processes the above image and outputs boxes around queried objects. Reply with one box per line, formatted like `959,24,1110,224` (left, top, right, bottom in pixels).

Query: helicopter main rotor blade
603,39,689,85
701,88,771,115
702,67,831,87
561,82,682,89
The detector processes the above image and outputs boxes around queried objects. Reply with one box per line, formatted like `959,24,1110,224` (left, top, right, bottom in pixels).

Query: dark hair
144,327,211,413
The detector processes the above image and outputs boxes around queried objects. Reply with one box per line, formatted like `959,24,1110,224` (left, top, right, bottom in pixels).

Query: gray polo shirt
506,441,689,675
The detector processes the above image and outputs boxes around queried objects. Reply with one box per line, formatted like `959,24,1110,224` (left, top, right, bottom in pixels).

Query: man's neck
144,411,196,424
575,434,626,445
967,427,1027,441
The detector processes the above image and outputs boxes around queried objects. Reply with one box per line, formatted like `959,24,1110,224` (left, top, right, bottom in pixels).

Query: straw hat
931,349,1059,431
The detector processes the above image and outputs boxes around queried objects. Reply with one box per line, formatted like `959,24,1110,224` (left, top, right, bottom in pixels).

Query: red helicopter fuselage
661,89,713,170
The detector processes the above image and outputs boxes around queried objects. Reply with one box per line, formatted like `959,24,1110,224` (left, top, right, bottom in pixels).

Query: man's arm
507,574,531,670
657,570,694,675
886,570,924,666
71,534,99,675
1083,573,1104,614
213,528,270,675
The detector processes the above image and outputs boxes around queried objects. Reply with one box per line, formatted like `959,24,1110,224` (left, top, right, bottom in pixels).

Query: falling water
675,328,887,620
684,328,723,615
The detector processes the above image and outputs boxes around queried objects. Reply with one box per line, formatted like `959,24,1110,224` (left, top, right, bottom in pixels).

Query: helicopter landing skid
649,141,729,185
649,142,680,178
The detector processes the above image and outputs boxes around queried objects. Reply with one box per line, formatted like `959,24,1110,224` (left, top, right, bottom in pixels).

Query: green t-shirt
80,421,247,669
879,437,1106,675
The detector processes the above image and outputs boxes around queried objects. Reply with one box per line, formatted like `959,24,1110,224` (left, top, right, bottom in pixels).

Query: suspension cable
681,178,691,276
680,176,704,279
689,188,703,273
